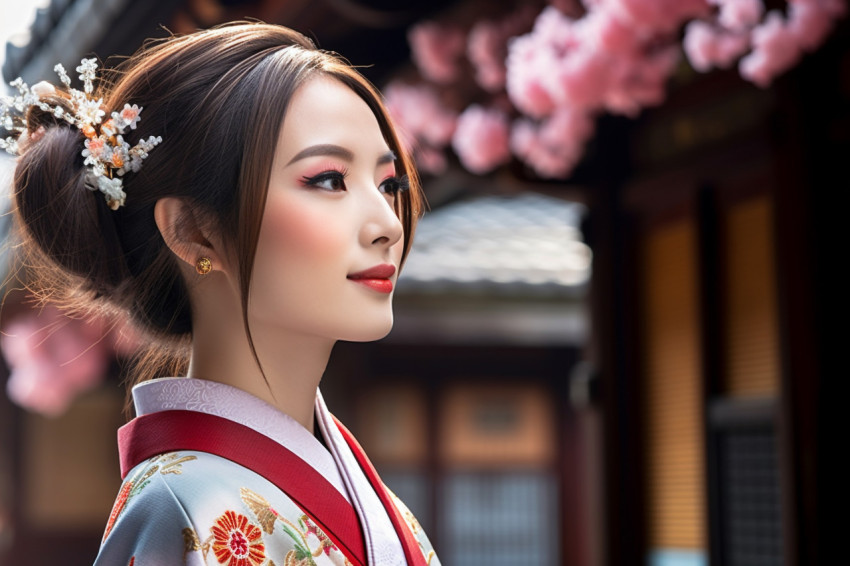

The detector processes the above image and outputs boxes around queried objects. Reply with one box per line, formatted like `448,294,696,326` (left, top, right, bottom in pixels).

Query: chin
339,314,394,342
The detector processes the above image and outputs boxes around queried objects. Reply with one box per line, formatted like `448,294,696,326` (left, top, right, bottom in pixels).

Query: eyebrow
286,143,396,167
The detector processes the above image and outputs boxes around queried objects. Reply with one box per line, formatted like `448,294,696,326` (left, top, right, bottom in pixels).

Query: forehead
276,75,388,161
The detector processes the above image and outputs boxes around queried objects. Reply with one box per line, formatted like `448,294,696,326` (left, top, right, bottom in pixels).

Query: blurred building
1,1,843,566
581,27,842,566
325,192,589,566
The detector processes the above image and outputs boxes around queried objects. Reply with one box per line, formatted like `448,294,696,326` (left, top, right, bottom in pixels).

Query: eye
301,169,348,192
378,174,410,196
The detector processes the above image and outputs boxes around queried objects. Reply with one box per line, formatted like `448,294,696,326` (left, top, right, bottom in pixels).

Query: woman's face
246,75,405,343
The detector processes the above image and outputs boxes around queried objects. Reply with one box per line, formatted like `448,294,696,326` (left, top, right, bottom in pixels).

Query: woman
4,22,437,566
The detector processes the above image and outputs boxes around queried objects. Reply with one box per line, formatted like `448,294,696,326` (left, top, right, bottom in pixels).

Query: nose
360,185,404,250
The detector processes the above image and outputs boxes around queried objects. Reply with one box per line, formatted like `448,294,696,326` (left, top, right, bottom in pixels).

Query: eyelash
300,170,410,196
379,174,410,196
301,168,349,192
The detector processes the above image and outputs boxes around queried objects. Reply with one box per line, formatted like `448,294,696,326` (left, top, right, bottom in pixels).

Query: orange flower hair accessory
0,58,161,210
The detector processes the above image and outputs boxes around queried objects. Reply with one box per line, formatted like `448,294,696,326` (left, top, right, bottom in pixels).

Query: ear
154,197,231,276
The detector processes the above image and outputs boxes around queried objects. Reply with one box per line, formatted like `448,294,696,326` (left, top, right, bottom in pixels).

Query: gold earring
196,256,212,275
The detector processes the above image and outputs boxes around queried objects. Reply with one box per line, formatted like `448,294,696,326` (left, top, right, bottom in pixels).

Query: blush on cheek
259,193,343,260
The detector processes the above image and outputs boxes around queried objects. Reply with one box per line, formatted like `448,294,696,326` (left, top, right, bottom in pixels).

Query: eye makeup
378,174,410,195
300,166,349,192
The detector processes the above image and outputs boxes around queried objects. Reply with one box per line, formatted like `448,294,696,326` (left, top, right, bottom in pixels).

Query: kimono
94,377,439,566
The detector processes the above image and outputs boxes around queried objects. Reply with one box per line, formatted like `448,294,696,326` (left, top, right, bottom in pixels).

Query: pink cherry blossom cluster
391,0,845,180
1,305,140,416
389,5,537,174
467,5,538,92
408,21,467,83
685,0,846,87
383,82,458,174
505,3,691,176
511,108,595,179
452,105,512,174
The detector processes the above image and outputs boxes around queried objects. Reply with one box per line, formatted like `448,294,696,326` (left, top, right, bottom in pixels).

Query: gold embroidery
240,488,356,565
240,487,279,534
160,455,198,475
308,533,336,558
138,465,159,484
403,508,422,534
390,490,423,535
199,534,213,561
279,516,310,547
103,452,199,543
182,527,200,563
388,492,437,564
284,551,311,566
182,527,201,551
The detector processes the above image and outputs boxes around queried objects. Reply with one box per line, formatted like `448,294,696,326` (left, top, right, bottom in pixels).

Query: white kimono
94,377,439,566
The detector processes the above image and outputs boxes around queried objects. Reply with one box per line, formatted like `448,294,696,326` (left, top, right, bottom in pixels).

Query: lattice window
440,472,559,566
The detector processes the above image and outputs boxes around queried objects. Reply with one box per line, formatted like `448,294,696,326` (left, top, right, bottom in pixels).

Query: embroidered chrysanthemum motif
211,510,266,566
238,488,354,565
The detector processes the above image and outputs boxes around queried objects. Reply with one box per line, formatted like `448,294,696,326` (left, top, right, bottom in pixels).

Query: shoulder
96,451,353,566
95,452,209,565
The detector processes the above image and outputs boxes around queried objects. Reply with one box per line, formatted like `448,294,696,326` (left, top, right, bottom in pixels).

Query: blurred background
0,0,842,565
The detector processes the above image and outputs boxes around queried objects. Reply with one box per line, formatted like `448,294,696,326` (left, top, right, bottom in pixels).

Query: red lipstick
347,264,396,294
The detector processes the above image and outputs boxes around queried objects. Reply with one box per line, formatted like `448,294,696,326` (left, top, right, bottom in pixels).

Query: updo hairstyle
9,22,423,385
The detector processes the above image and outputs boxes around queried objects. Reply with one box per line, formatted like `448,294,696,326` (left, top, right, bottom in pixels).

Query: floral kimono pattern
97,450,438,565
93,377,440,566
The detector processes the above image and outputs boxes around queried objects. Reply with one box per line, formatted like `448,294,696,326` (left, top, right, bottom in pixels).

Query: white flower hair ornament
0,58,161,210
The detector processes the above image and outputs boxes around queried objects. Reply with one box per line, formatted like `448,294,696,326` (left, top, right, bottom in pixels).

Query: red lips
347,264,396,293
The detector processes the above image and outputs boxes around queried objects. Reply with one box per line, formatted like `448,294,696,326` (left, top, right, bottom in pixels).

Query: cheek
257,194,346,266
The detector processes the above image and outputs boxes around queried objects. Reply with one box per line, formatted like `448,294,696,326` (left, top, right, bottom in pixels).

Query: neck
187,298,335,434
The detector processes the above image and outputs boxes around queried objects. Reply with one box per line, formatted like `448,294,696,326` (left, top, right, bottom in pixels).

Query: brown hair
10,22,423,398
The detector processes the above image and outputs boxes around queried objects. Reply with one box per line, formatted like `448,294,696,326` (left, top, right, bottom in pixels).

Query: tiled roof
3,0,127,85
397,192,590,297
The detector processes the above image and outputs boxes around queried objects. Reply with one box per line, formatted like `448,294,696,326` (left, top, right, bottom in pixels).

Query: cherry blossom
1,304,141,416
390,0,845,179
384,82,457,173
2,306,110,416
408,22,466,83
451,105,511,174
712,0,765,31
684,20,751,72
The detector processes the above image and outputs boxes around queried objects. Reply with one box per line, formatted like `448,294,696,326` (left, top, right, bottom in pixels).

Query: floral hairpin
0,58,161,210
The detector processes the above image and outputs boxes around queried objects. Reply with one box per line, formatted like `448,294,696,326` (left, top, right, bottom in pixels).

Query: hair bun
14,122,130,298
